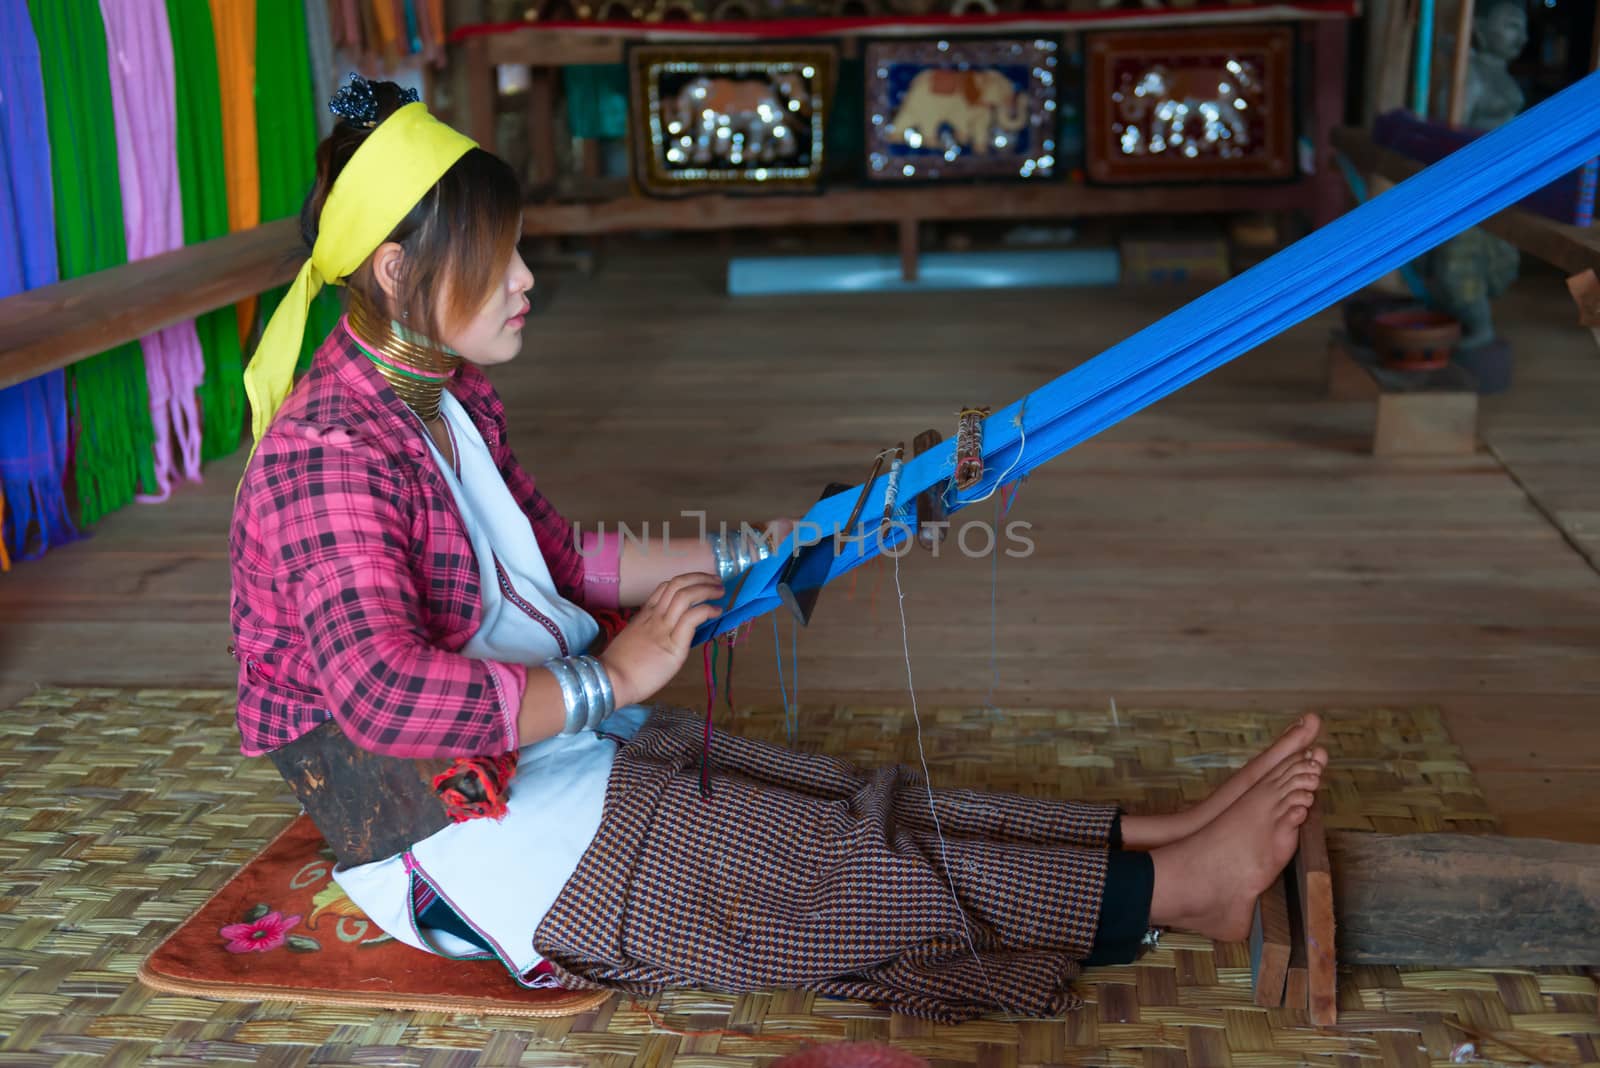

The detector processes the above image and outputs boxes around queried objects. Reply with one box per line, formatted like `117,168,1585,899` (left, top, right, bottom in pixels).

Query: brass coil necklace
347,294,462,422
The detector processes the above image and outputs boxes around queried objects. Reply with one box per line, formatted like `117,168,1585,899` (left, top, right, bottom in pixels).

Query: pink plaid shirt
229,323,601,759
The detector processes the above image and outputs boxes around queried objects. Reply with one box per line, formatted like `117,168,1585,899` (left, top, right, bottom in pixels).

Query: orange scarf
0,490,11,571
209,0,259,349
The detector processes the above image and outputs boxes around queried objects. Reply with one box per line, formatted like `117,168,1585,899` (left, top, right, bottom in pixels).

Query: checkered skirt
534,708,1118,1022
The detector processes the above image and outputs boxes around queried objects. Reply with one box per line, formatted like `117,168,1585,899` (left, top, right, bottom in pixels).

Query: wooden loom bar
1331,125,1600,277
0,218,303,392
1293,805,1337,1027
1249,871,1292,1007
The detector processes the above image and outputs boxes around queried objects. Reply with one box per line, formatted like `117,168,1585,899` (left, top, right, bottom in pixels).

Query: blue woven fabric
700,70,1600,642
0,0,78,561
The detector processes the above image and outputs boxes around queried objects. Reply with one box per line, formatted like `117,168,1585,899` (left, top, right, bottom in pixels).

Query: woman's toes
1279,789,1317,814
1283,770,1322,793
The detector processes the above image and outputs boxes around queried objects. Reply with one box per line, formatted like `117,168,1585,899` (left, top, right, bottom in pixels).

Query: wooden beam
1310,19,1350,227
466,5,1360,67
1331,126,1600,277
1328,831,1600,966
1249,872,1292,1007
0,218,303,392
521,179,1320,236
1293,806,1337,1027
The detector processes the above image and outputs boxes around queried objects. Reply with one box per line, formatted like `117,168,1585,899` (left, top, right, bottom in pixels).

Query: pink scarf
100,0,206,501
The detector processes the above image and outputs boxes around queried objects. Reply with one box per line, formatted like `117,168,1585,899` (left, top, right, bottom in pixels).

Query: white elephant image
887,68,1029,155
1113,59,1262,158
665,73,810,168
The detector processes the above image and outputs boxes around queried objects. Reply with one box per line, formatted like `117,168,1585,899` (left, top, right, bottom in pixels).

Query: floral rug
137,813,608,1017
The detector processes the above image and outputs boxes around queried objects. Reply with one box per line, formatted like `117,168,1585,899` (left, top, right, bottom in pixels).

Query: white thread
773,615,794,743
883,455,904,518
892,550,1015,1015
983,493,1002,715
1110,697,1119,728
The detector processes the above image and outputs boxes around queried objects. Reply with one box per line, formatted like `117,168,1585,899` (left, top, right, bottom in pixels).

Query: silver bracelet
547,655,616,735
546,658,587,735
710,528,772,582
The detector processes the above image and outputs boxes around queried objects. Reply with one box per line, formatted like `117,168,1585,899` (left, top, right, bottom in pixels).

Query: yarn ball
771,1041,930,1068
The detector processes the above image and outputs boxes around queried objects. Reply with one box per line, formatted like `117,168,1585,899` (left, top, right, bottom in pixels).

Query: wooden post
1446,0,1476,125
1310,19,1349,229
527,67,561,192
898,218,920,282
465,35,498,150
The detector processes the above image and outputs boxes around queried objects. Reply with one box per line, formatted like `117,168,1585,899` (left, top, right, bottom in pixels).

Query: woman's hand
600,572,724,707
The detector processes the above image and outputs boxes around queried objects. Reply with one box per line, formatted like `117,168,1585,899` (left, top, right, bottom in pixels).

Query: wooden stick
1294,805,1337,1027
1446,0,1476,125
1249,872,1292,1007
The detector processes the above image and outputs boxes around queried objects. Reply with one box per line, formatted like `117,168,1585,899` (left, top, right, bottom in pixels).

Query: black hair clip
328,72,420,128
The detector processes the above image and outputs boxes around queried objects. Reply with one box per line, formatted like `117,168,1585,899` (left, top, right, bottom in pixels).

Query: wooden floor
3,240,1598,843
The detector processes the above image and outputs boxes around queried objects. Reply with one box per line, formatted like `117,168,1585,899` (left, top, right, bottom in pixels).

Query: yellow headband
243,102,476,445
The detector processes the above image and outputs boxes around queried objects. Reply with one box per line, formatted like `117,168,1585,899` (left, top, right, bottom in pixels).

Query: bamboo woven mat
1,687,1596,1067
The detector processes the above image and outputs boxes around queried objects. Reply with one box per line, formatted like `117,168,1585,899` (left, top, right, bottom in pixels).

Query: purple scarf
100,0,206,501
0,0,78,561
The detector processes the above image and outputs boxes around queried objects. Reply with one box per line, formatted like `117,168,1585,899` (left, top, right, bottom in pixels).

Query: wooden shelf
0,218,303,392
1331,126,1600,278
521,177,1321,235
460,2,1359,66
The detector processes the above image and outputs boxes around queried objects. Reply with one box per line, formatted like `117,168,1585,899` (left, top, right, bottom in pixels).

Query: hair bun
328,72,420,129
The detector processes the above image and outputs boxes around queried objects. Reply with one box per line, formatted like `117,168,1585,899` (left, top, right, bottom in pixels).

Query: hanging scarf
101,0,208,502
243,89,474,448
209,0,260,350
26,0,157,527
166,0,245,464
0,0,78,564
256,0,340,373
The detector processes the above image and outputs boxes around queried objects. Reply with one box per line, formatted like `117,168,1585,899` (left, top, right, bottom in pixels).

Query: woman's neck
347,296,462,423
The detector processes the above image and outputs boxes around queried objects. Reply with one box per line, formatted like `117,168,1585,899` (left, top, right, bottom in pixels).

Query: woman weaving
230,76,1328,1023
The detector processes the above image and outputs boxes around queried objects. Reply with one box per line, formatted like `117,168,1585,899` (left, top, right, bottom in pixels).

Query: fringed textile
26,0,156,526
208,0,260,351
0,0,78,564
101,0,208,502
165,0,245,463
256,0,340,375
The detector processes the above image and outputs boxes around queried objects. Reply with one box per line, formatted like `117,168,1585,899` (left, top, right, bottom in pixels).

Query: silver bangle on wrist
710,528,772,582
547,655,615,735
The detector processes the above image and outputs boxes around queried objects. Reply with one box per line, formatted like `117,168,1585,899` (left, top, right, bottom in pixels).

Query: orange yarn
209,0,260,348
0,490,11,571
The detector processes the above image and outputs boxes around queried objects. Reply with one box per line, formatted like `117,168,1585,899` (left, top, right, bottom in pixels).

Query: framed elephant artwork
627,43,837,196
863,37,1062,183
1083,26,1295,184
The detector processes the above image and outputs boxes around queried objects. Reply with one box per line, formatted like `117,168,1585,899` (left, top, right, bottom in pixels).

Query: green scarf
27,0,156,524
255,0,339,374
166,0,245,463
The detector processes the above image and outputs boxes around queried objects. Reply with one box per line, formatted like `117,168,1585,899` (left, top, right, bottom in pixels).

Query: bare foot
1120,713,1327,850
1146,752,1325,942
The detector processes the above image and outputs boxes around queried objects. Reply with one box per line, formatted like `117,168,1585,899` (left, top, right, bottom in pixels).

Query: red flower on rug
220,909,303,953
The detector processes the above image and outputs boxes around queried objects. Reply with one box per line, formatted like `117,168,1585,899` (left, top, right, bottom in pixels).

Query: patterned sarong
535,708,1116,1023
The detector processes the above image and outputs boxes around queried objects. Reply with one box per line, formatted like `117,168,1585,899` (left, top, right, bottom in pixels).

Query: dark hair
300,80,523,343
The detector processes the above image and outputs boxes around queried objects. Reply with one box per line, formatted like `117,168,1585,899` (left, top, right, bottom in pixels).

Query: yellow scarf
242,102,475,447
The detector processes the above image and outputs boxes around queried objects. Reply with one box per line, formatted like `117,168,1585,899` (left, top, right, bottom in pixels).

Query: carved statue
1420,0,1526,353
887,69,1029,156
1112,60,1263,158
666,73,809,167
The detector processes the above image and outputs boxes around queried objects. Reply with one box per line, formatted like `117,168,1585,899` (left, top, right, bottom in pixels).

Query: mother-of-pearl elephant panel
865,38,1061,182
